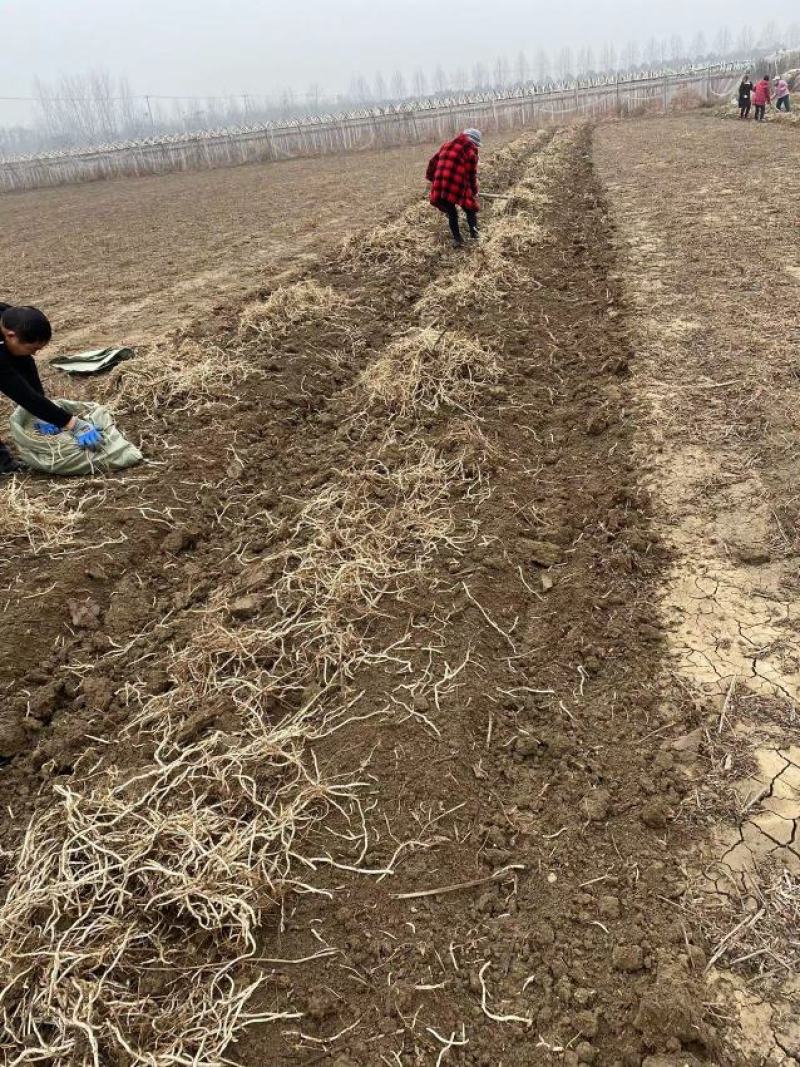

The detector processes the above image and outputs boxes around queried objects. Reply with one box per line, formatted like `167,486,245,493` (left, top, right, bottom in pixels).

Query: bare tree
472,61,489,89
556,47,573,80
349,75,370,104
737,24,755,55
493,55,510,88
373,71,387,102
643,37,660,67
89,70,117,138
599,43,617,73
33,69,144,148
433,64,448,94
390,70,407,99
534,49,551,82
412,67,427,97
283,86,298,110
515,51,529,85
668,34,684,65
689,31,707,61
116,76,138,137
760,20,780,49
621,40,640,70
451,66,468,93
713,27,733,58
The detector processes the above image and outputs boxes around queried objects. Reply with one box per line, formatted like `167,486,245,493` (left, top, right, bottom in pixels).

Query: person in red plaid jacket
426,129,481,246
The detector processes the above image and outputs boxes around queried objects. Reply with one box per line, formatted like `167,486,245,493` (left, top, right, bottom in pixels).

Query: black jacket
0,304,70,427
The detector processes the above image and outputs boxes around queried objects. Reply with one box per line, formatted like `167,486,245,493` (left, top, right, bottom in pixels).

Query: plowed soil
0,140,462,351
1,114,798,1067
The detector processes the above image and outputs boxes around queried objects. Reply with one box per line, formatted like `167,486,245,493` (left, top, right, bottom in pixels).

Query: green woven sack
9,399,143,476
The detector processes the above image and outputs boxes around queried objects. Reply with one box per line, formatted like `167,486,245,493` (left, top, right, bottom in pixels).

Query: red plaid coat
426,134,479,212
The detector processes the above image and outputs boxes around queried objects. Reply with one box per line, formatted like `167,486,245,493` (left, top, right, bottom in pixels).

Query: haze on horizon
0,0,790,126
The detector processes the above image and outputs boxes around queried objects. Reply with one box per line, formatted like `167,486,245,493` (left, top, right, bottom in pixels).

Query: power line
0,93,287,103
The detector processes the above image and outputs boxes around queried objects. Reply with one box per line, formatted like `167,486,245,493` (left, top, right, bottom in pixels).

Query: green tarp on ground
9,399,143,476
49,347,135,375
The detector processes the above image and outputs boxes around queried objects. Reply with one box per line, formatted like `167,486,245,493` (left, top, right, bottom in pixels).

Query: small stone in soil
522,539,564,567
582,788,611,821
229,596,260,620
161,527,197,554
612,944,644,972
733,543,771,566
67,598,101,630
640,800,670,829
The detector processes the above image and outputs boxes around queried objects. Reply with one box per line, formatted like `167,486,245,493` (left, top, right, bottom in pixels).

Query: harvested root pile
339,202,439,276
491,129,579,219
439,418,502,468
0,480,82,552
271,443,477,674
105,338,254,414
339,131,546,278
0,709,349,1065
238,280,349,342
0,437,480,1064
415,246,515,325
416,128,581,326
360,327,499,415
163,441,480,704
0,130,566,1067
478,129,551,189
486,213,548,257
494,186,553,215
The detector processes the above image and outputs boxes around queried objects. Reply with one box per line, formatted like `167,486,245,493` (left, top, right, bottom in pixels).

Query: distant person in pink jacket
753,75,771,121
774,78,791,111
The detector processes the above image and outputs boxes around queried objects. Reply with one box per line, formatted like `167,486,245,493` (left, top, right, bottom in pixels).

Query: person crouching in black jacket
0,304,101,474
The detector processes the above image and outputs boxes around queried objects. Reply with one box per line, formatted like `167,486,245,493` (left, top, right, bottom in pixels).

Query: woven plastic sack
9,399,143,476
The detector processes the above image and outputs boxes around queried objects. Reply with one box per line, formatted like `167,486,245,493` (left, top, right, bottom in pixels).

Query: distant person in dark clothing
738,75,753,118
753,75,771,121
426,129,481,247
0,304,101,474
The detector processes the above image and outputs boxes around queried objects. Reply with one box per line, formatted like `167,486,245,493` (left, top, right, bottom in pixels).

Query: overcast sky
0,0,777,122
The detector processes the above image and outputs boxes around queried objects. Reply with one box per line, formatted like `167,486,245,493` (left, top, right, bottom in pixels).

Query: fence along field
0,64,742,192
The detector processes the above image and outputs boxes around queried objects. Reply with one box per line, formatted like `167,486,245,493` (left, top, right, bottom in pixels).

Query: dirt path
595,113,800,1063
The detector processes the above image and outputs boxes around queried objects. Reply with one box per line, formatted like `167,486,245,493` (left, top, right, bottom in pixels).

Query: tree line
1,20,798,157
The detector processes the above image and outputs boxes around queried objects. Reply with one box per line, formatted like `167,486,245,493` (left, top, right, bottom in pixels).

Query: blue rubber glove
35,421,63,436
71,418,102,450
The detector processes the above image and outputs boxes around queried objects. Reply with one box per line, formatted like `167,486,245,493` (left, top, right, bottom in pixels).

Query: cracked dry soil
597,112,800,1064
0,113,797,1066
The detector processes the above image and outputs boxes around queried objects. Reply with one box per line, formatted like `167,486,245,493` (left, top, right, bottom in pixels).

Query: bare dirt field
596,111,800,1063
0,113,798,1067
0,140,460,351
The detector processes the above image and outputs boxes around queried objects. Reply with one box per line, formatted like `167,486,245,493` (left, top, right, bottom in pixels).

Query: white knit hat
464,128,482,146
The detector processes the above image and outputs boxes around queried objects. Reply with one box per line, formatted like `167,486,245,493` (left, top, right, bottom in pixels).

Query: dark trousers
739,101,751,118
776,95,790,111
441,202,478,242
754,104,766,121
